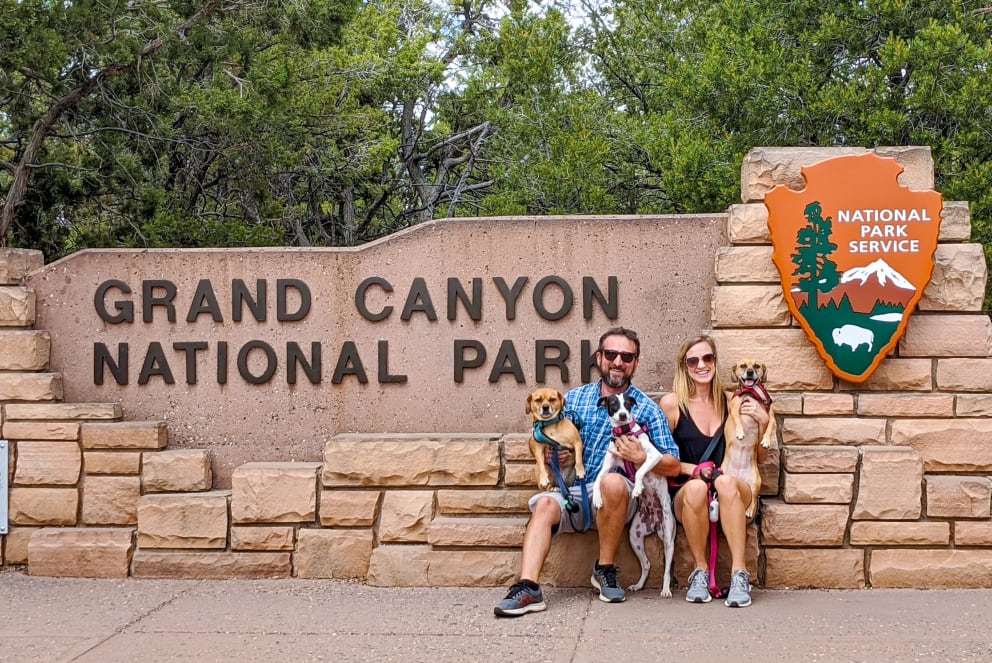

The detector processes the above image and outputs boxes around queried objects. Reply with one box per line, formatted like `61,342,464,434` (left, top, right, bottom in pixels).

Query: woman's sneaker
685,568,712,603
725,569,752,607
494,581,546,617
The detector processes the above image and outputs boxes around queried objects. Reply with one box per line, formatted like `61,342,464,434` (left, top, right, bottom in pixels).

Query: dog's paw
735,428,745,440
592,494,604,509
538,478,552,490
761,438,772,448
631,485,644,499
627,583,645,592
659,588,673,599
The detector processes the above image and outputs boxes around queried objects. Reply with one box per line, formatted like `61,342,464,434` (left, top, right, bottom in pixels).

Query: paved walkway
1,569,990,662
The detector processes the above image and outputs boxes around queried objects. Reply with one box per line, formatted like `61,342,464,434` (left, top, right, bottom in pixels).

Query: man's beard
603,372,631,390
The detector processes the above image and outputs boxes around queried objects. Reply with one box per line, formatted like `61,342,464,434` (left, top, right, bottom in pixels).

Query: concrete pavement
1,568,991,662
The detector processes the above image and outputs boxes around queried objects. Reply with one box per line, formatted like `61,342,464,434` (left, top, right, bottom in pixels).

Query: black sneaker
590,562,626,603
494,581,547,617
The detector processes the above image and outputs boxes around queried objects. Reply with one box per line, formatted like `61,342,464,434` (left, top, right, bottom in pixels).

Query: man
494,327,680,617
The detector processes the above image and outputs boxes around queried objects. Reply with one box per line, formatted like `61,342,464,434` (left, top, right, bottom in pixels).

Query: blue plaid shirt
564,381,678,483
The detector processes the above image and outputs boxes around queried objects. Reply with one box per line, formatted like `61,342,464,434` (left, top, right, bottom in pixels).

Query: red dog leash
693,461,724,598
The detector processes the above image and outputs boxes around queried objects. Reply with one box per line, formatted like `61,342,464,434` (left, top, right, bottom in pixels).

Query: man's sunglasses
601,349,638,363
685,353,715,368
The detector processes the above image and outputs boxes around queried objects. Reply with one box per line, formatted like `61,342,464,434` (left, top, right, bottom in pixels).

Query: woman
659,335,769,608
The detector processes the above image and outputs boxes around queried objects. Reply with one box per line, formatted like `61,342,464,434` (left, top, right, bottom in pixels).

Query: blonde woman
659,335,768,607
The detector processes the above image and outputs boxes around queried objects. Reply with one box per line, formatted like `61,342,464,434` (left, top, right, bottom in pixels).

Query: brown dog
722,358,776,518
526,388,584,490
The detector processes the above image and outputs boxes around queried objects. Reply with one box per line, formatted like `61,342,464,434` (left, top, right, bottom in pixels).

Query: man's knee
599,473,630,508
530,495,563,525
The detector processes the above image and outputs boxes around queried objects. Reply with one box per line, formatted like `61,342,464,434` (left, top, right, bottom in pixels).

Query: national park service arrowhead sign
766,153,942,383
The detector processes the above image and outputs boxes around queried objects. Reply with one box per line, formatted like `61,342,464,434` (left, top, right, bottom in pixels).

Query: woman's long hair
672,334,727,421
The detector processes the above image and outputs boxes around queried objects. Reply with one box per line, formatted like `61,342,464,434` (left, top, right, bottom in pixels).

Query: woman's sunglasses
685,353,715,368
601,349,638,363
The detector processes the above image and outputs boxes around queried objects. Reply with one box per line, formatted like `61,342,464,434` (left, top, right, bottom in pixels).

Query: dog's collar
533,413,566,447
734,383,772,409
612,421,647,438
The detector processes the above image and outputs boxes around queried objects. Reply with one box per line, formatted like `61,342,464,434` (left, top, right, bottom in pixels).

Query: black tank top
673,405,726,466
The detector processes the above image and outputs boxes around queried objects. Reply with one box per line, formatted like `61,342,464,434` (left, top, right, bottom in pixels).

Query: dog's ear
525,393,533,413
597,395,609,408
559,393,567,409
624,394,637,410
758,362,767,381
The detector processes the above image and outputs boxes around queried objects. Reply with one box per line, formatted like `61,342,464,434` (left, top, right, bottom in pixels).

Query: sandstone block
4,402,122,421
0,373,63,401
852,447,922,520
781,417,885,446
764,548,865,589
9,487,78,526
774,392,803,416
0,330,49,370
295,529,373,579
727,203,770,244
937,201,971,240
711,285,792,328
230,526,294,551
838,358,933,391
137,491,230,548
366,546,521,587
319,490,379,526
231,462,319,523
82,475,141,525
759,444,782,496
925,475,991,518
427,516,527,547
783,473,853,504
132,551,291,579
84,451,142,475
0,248,44,284
890,418,992,471
3,421,80,441
740,146,933,203
803,393,854,415
504,463,540,488
0,286,35,326
379,490,434,543
13,441,81,485
956,395,992,417
502,434,532,462
900,314,992,356
870,549,992,588
783,446,859,473
919,244,987,312
954,521,992,546
3,526,37,563
81,421,167,450
708,328,834,390
322,434,500,487
856,393,954,418
28,528,134,579
141,449,212,492
936,358,992,391
760,501,849,546
850,521,950,546
437,489,534,515
714,245,778,283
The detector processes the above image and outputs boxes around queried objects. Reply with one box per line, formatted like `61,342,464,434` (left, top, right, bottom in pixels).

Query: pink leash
708,518,722,598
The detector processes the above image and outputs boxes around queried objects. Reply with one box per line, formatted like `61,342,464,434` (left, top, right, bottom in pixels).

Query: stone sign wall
3,145,992,590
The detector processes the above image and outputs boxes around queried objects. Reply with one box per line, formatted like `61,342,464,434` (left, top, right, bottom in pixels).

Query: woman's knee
714,474,742,501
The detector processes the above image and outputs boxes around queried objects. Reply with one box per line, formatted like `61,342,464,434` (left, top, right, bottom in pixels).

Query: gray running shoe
725,569,752,607
686,568,712,603
494,581,547,617
590,563,626,603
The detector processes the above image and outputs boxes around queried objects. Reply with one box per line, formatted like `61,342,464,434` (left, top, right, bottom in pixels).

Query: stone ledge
0,249,44,284
427,516,527,547
28,527,134,579
131,550,291,579
870,549,992,588
0,330,49,370
141,449,212,492
81,421,168,450
0,373,63,402
137,491,230,548
4,402,122,421
231,462,320,524
0,286,36,326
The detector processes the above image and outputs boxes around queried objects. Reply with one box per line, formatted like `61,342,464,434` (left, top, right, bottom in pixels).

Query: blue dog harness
533,413,592,532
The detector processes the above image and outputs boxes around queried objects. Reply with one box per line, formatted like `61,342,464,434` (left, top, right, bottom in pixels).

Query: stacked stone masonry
3,146,991,589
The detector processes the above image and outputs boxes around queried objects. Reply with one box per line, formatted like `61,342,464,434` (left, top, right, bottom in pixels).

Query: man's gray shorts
528,475,638,535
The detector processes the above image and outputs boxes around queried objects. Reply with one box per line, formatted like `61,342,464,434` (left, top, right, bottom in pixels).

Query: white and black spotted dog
593,392,676,597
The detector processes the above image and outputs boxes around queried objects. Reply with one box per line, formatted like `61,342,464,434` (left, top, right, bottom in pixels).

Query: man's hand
544,446,574,467
610,435,647,465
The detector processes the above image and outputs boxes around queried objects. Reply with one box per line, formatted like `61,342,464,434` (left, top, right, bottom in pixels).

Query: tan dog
722,358,776,518
526,388,585,490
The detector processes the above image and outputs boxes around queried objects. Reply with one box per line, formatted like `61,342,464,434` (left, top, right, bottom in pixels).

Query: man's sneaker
685,568,712,603
725,569,752,608
494,581,547,617
590,562,626,603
